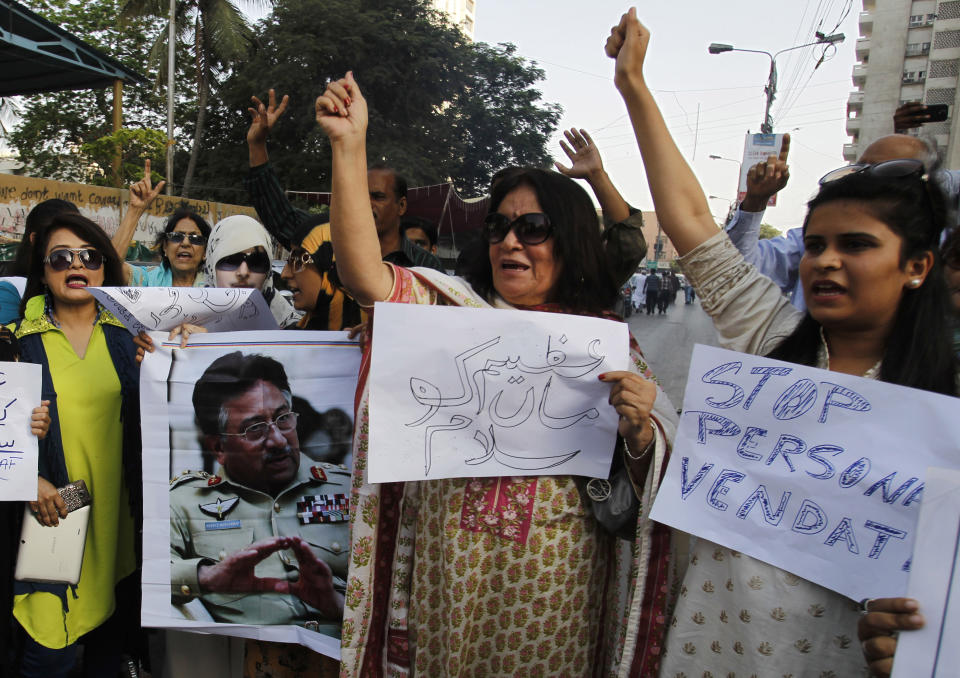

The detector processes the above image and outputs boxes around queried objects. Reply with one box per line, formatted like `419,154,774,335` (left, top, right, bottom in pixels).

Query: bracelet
624,420,657,461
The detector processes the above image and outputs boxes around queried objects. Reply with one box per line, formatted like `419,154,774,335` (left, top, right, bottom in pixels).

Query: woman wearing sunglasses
314,73,678,677
118,206,211,288
607,10,956,676
201,215,299,328
9,213,143,676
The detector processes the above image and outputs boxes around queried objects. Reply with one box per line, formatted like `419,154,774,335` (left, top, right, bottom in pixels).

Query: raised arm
315,73,393,305
243,90,315,249
555,128,630,223
115,158,165,284
606,9,717,255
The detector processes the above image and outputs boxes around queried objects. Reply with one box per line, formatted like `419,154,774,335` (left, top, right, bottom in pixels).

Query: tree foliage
8,0,167,183
79,128,166,186
120,0,259,196
192,0,560,199
11,0,560,201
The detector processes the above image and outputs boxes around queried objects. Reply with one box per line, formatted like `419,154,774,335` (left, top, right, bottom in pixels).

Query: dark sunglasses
483,212,553,245
44,248,104,272
215,250,272,274
287,251,314,273
819,158,925,185
165,232,207,246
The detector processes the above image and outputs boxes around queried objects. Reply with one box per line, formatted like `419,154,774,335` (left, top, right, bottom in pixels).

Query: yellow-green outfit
11,296,137,648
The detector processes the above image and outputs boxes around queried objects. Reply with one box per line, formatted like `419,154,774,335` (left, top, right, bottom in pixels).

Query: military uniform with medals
169,459,351,635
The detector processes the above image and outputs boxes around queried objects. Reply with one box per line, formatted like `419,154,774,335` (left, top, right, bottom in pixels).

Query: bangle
624,421,657,461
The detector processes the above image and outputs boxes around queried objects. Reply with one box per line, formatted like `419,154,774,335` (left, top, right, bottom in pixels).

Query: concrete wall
0,174,257,257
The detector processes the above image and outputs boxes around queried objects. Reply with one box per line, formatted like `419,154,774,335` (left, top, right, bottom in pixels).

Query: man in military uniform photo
169,352,351,635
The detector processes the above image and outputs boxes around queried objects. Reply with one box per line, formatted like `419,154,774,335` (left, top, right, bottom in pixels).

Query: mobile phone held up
926,104,949,123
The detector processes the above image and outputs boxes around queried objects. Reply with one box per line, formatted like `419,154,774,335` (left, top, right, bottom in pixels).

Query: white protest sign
0,362,41,500
368,303,628,484
89,287,277,335
892,467,960,678
139,331,360,658
737,132,785,205
649,344,960,602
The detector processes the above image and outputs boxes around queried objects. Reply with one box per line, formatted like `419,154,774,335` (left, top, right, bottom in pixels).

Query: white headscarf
202,215,300,328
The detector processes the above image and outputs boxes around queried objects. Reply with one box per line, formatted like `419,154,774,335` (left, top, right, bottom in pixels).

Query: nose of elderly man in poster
650,344,960,602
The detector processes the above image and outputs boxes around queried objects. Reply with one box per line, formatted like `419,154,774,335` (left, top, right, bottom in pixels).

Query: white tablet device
15,504,91,586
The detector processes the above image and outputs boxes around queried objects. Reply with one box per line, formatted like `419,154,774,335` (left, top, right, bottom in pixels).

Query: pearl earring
908,279,922,288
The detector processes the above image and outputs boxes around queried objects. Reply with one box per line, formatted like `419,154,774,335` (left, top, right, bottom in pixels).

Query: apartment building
430,0,477,39
847,0,960,166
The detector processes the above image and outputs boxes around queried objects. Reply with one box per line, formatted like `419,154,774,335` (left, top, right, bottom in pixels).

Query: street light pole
708,33,844,134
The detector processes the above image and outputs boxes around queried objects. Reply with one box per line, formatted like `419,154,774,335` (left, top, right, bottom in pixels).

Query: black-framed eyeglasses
287,251,314,273
44,248,104,272
221,411,299,443
483,212,553,245
165,232,207,246
819,159,925,185
215,250,272,274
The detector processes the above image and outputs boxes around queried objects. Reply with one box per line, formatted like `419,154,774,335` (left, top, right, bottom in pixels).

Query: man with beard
169,352,350,634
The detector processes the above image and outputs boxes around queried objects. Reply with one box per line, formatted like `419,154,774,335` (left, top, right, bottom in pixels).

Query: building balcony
902,74,926,84
905,45,930,57
856,37,870,59
846,116,862,135
852,64,867,86
847,91,864,114
859,12,873,36
843,143,858,162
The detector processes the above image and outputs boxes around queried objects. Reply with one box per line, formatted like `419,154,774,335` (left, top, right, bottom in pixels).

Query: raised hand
605,7,650,92
247,89,290,147
315,71,367,145
741,133,791,212
894,102,933,133
129,158,165,212
555,128,604,180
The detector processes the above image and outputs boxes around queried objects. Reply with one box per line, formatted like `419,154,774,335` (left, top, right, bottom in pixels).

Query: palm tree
121,0,262,197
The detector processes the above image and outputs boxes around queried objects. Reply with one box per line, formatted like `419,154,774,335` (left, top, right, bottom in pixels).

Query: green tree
120,0,259,197
80,128,167,186
191,0,559,200
759,223,783,240
9,0,166,183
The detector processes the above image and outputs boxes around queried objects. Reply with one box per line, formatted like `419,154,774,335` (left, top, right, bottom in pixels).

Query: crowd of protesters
2,7,959,678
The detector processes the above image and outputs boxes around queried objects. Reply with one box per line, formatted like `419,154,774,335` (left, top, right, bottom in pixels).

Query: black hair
192,352,292,437
490,166,524,191
368,163,407,201
12,199,80,276
20,213,127,318
461,168,618,314
154,208,212,269
401,215,438,247
766,171,957,395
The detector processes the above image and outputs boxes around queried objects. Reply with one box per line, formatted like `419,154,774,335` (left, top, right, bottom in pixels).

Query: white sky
471,1,861,230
